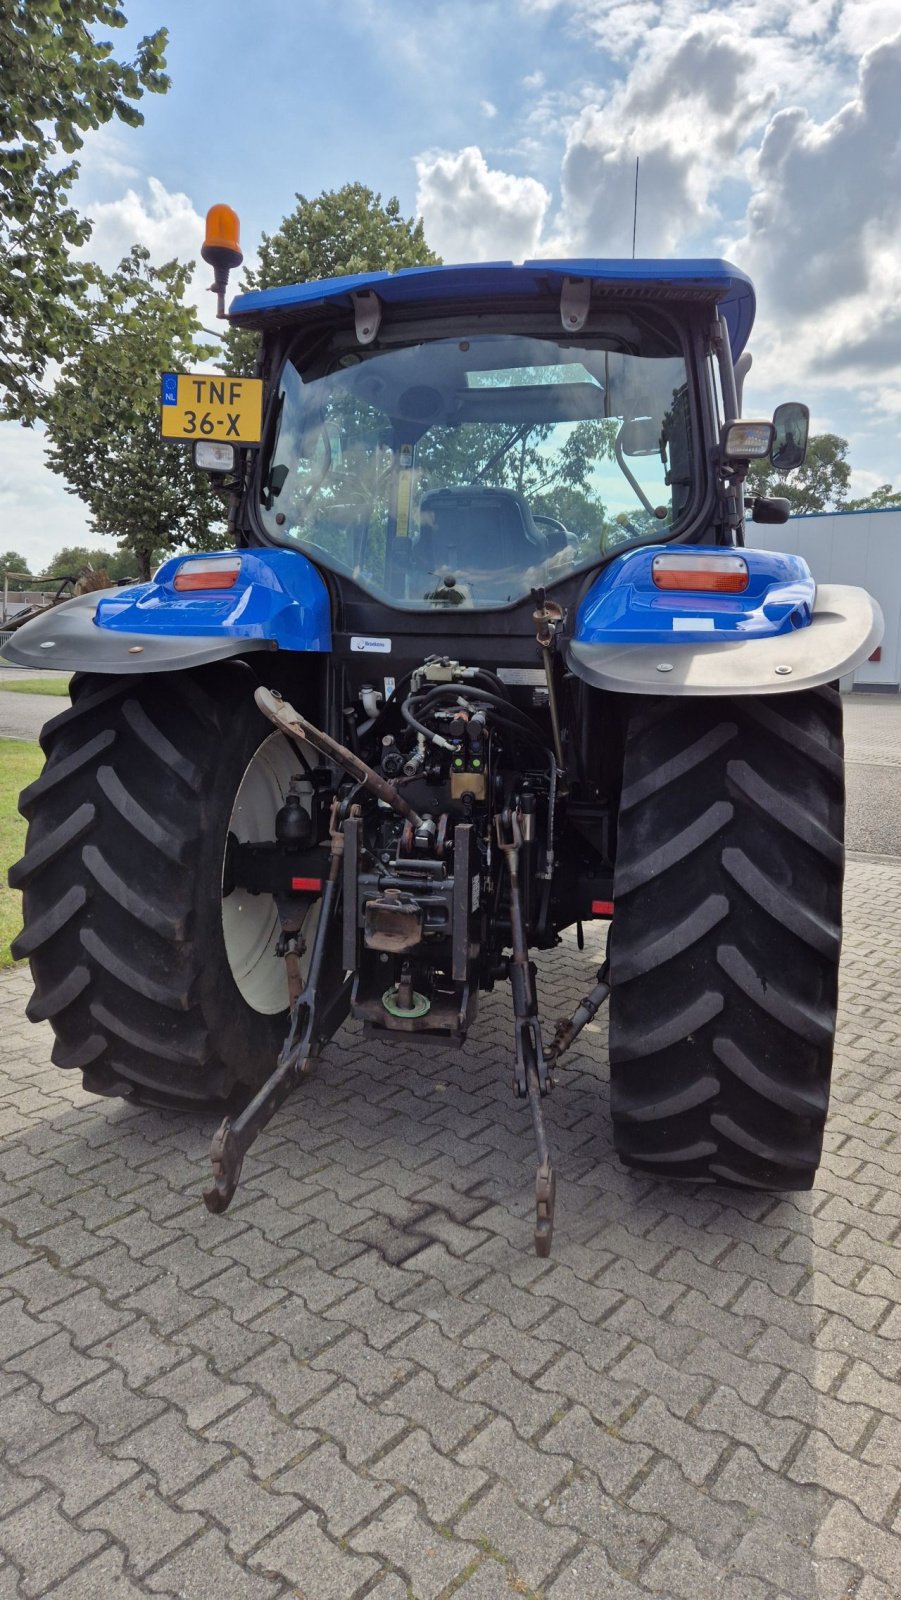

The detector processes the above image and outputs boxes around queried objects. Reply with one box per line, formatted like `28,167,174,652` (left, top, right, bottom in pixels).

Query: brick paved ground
1,726,901,1595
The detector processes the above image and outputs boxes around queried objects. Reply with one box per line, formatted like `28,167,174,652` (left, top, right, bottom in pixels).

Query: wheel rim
221,732,315,1015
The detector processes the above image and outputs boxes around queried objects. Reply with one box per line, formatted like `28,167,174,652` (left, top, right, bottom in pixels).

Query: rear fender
565,544,883,695
0,548,331,675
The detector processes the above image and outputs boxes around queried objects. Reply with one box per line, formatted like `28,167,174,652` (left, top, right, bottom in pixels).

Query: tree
844,483,901,511
0,2,169,424
0,550,32,576
745,433,851,514
49,543,154,580
44,246,226,580
224,183,440,375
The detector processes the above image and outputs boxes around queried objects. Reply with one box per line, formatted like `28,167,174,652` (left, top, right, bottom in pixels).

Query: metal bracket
351,289,382,345
560,276,590,333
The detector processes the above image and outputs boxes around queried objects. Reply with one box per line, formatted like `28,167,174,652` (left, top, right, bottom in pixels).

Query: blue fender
0,548,332,675
574,545,815,646
566,545,883,696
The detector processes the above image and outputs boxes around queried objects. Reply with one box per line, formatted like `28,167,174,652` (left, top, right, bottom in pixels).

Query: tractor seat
414,488,546,589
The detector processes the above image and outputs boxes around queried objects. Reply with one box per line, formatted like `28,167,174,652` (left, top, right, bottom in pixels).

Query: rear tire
10,664,301,1106
608,687,844,1189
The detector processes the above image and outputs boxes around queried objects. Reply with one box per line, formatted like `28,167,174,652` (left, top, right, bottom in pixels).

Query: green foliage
48,543,154,580
0,550,32,576
0,1,169,423
224,183,440,375
44,246,226,580
745,432,852,514
844,483,901,511
0,740,43,968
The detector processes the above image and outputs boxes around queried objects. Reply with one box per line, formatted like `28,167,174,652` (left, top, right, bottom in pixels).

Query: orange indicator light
652,554,749,593
173,557,242,592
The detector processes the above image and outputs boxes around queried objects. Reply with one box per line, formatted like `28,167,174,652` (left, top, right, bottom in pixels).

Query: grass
0,677,71,696
0,741,43,968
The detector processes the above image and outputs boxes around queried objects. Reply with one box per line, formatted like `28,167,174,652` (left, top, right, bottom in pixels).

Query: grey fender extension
565,584,884,697
0,590,273,675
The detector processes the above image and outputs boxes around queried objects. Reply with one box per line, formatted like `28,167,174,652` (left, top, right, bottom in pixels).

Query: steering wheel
532,513,568,539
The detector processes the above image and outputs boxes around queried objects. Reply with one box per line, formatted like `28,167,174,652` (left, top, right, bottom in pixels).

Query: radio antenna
632,156,640,258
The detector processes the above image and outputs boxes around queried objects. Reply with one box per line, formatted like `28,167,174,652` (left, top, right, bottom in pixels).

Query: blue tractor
6,211,882,1253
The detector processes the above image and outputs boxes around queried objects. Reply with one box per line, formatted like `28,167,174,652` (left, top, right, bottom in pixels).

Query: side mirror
619,417,660,456
771,402,809,471
750,495,791,525
268,463,289,497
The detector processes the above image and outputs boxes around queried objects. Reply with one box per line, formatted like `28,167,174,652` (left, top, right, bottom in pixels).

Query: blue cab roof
229,258,756,359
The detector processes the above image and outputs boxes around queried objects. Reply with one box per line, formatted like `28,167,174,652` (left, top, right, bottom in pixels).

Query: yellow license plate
160,372,263,444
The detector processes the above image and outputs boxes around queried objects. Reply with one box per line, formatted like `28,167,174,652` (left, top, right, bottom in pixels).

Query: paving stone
48,1545,161,1598
547,1468,667,1567
539,1404,652,1497
0,1489,106,1596
148,1527,282,1600
457,1483,580,1588
173,1305,273,1374
233,1338,337,1415
80,1471,203,1573
535,1349,636,1424
349,1495,478,1600
381,1370,490,1452
181,1459,299,1556
255,1507,379,1598
697,1386,803,1470
643,1532,773,1600
274,1441,392,1536
443,1563,513,1600
370,1427,488,1521
18,1422,138,1515
621,1396,727,1486
0,1381,79,1464
1,1260,76,1315
145,1355,252,1428
788,1429,899,1522
731,1519,856,1600
546,1544,648,1598
0,1299,56,1363
90,1318,184,1387
295,1380,407,1466
309,1328,414,1402
56,1367,163,1443
206,1394,314,1477
2,845,901,1599
113,1408,229,1494
390,1319,487,1387
460,1418,571,1508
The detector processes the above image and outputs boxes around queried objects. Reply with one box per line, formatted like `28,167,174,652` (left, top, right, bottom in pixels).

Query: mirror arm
614,426,659,517
712,314,739,423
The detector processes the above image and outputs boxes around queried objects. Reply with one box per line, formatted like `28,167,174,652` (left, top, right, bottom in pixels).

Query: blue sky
4,0,901,571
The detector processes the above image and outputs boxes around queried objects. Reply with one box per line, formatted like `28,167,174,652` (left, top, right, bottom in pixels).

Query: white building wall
747,508,901,691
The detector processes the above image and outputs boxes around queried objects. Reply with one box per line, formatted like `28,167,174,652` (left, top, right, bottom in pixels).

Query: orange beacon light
202,204,243,318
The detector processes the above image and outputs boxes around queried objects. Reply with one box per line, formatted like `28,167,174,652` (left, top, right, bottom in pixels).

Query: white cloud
0,424,93,572
732,29,901,379
480,99,499,118
415,146,551,261
76,176,215,324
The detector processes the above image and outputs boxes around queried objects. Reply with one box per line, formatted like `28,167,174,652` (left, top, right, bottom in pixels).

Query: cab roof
228,258,756,359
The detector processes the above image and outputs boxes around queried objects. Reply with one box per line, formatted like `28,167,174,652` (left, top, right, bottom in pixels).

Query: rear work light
652,553,749,594
173,556,242,592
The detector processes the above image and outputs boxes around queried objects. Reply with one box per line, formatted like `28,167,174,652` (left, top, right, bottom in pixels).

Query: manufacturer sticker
350,636,392,653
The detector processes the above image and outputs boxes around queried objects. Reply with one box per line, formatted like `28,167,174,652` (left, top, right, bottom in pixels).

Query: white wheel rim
221,732,316,1015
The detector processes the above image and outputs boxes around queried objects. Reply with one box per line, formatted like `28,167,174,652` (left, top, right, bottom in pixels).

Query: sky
4,0,901,572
